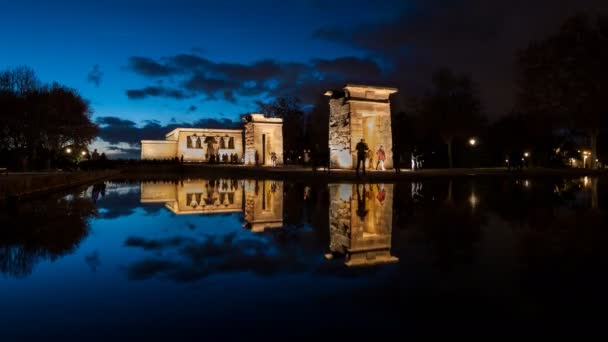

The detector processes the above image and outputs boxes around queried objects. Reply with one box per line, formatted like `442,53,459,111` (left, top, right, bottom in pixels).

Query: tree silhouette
0,66,98,170
420,68,486,168
518,14,608,168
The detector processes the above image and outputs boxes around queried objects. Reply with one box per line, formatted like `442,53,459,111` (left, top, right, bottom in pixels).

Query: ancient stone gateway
243,114,284,166
325,84,398,170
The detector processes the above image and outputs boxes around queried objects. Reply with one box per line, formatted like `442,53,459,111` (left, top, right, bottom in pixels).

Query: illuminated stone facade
328,183,398,266
140,114,282,164
141,128,243,162
243,114,284,166
141,179,243,214
140,179,283,230
326,84,398,169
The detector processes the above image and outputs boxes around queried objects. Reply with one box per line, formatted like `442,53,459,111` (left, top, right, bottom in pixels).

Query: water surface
1,176,607,338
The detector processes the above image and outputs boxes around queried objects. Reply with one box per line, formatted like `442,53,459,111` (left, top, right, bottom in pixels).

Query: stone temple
325,84,398,170
140,113,283,166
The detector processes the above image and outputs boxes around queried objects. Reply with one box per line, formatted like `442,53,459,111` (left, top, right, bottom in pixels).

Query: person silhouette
355,139,369,176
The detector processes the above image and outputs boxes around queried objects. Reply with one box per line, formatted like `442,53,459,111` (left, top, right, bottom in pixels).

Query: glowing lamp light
468,138,477,146
469,193,479,208
81,151,87,156
65,148,72,154
524,152,530,158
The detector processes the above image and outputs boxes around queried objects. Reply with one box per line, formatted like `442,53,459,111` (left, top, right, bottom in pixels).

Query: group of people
355,139,387,175
205,152,240,164
253,151,278,166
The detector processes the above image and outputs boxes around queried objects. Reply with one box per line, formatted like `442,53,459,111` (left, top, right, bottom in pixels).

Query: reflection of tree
0,195,96,278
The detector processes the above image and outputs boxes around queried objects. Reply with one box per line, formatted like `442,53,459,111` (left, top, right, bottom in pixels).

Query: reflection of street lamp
65,148,72,154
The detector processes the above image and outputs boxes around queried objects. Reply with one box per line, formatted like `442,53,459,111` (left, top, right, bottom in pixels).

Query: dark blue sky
1,0,606,156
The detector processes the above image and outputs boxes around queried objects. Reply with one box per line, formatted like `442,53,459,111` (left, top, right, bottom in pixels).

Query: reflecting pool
1,176,607,338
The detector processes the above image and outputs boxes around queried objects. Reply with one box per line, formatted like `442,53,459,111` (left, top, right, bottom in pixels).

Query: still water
1,176,607,338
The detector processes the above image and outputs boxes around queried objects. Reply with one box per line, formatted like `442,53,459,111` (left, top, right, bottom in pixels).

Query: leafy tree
420,68,486,168
518,14,608,168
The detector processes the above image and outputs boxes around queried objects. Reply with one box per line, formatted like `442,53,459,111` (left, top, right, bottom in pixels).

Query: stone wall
328,98,352,168
141,140,177,160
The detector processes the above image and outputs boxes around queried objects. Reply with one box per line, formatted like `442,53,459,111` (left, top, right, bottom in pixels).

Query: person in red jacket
376,145,386,171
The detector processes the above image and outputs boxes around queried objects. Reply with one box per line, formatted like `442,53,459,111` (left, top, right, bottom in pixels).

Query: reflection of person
376,146,386,171
304,186,311,200
356,184,368,220
376,184,386,203
356,139,369,176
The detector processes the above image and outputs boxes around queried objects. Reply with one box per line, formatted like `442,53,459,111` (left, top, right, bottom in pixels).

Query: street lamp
583,150,591,168
66,148,72,154
468,138,477,146
524,152,530,158
81,151,87,156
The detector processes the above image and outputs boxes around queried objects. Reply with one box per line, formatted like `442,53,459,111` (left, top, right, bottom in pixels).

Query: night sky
1,0,606,157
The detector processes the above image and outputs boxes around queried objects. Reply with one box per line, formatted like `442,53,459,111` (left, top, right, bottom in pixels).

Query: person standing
376,145,386,171
271,152,277,167
393,143,401,173
355,139,369,176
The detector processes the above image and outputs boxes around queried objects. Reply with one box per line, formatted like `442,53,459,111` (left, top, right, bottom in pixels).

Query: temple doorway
362,114,379,169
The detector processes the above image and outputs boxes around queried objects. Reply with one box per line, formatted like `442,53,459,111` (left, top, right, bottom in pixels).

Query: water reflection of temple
327,184,398,267
243,180,283,232
140,179,283,230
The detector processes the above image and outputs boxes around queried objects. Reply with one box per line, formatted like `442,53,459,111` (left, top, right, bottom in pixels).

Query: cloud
126,86,190,100
87,64,103,87
125,53,388,105
96,115,240,146
127,56,176,77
